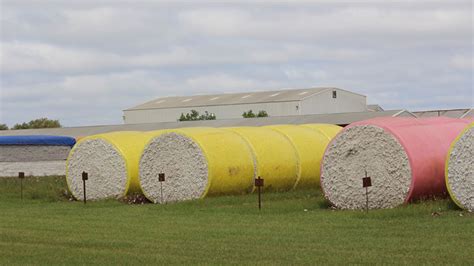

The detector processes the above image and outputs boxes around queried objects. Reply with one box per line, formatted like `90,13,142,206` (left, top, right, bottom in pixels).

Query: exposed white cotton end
447,126,474,212
66,138,127,200
139,132,208,203
321,125,411,209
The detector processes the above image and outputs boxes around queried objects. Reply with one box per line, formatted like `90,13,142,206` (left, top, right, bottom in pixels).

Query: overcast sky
1,0,472,127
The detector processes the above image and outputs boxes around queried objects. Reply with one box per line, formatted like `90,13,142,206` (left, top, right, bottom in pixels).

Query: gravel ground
0,146,70,162
0,161,66,177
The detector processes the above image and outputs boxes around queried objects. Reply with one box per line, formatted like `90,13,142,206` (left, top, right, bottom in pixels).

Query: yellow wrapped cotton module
139,127,255,203
264,125,331,188
66,131,156,200
225,127,299,191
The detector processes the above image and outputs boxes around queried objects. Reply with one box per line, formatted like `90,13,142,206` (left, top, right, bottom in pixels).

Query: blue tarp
0,135,76,147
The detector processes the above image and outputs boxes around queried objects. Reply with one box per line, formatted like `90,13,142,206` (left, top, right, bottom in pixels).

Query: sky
0,0,473,127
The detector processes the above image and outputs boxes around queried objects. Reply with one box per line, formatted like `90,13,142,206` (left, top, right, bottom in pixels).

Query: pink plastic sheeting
321,117,473,203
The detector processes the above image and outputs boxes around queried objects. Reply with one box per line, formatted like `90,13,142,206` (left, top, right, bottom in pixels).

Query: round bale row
66,124,341,202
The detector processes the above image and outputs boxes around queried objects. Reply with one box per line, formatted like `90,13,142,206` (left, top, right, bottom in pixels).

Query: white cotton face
321,125,412,209
447,127,474,212
66,139,127,200
139,133,208,203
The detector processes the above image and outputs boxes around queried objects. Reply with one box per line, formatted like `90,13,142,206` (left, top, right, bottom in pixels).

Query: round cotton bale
66,131,154,201
224,127,299,191
264,124,339,188
445,122,474,212
139,127,255,203
321,117,472,210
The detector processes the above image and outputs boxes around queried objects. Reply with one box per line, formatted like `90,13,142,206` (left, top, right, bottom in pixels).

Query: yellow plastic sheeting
225,127,299,191
168,127,255,197
301,124,342,141
67,131,157,196
445,122,474,210
264,125,329,188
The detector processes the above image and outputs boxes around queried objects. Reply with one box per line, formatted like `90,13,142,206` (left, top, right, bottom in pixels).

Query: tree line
0,118,62,130
178,109,269,121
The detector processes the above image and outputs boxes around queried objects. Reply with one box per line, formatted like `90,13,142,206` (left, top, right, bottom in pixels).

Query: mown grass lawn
0,176,473,265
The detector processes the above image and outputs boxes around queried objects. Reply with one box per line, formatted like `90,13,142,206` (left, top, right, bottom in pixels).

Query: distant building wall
300,89,366,114
123,101,300,124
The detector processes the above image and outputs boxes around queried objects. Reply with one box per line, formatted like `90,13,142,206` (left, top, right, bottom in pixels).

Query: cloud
1,41,374,74
177,5,471,43
1,0,472,127
450,55,473,70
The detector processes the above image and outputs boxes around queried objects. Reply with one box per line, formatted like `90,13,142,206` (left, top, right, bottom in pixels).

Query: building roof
125,87,363,111
0,110,413,138
413,108,473,119
367,104,384,112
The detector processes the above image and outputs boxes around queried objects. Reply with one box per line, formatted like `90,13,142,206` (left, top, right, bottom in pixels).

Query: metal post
82,171,88,204
159,173,165,204
18,172,25,200
160,182,163,203
365,170,368,213
362,170,372,213
255,176,264,210
365,186,369,213
258,185,261,210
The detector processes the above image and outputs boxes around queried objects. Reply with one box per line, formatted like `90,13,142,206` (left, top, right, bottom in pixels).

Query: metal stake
255,176,264,210
365,186,369,213
160,182,163,203
19,172,25,200
159,173,165,204
82,172,88,204
258,185,261,210
362,170,372,213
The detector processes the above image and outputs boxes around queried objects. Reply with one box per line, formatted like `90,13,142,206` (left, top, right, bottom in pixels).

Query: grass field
0,176,473,265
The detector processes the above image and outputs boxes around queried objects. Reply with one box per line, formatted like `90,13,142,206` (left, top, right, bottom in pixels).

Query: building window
332,90,337,98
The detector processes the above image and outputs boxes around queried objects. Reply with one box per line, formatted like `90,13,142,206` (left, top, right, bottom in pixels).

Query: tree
199,111,216,121
0,124,8,130
243,110,268,118
242,110,256,118
257,110,268,117
12,118,62,130
179,110,216,121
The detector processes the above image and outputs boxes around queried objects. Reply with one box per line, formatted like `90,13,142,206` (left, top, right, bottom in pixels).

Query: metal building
123,87,367,124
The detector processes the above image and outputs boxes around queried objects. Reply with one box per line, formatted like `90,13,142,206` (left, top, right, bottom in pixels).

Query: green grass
0,176,473,265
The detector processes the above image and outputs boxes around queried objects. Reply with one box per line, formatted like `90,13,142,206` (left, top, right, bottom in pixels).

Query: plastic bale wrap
321,117,471,210
224,127,299,191
66,131,155,200
300,124,343,141
445,122,474,212
264,124,340,188
139,127,255,203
